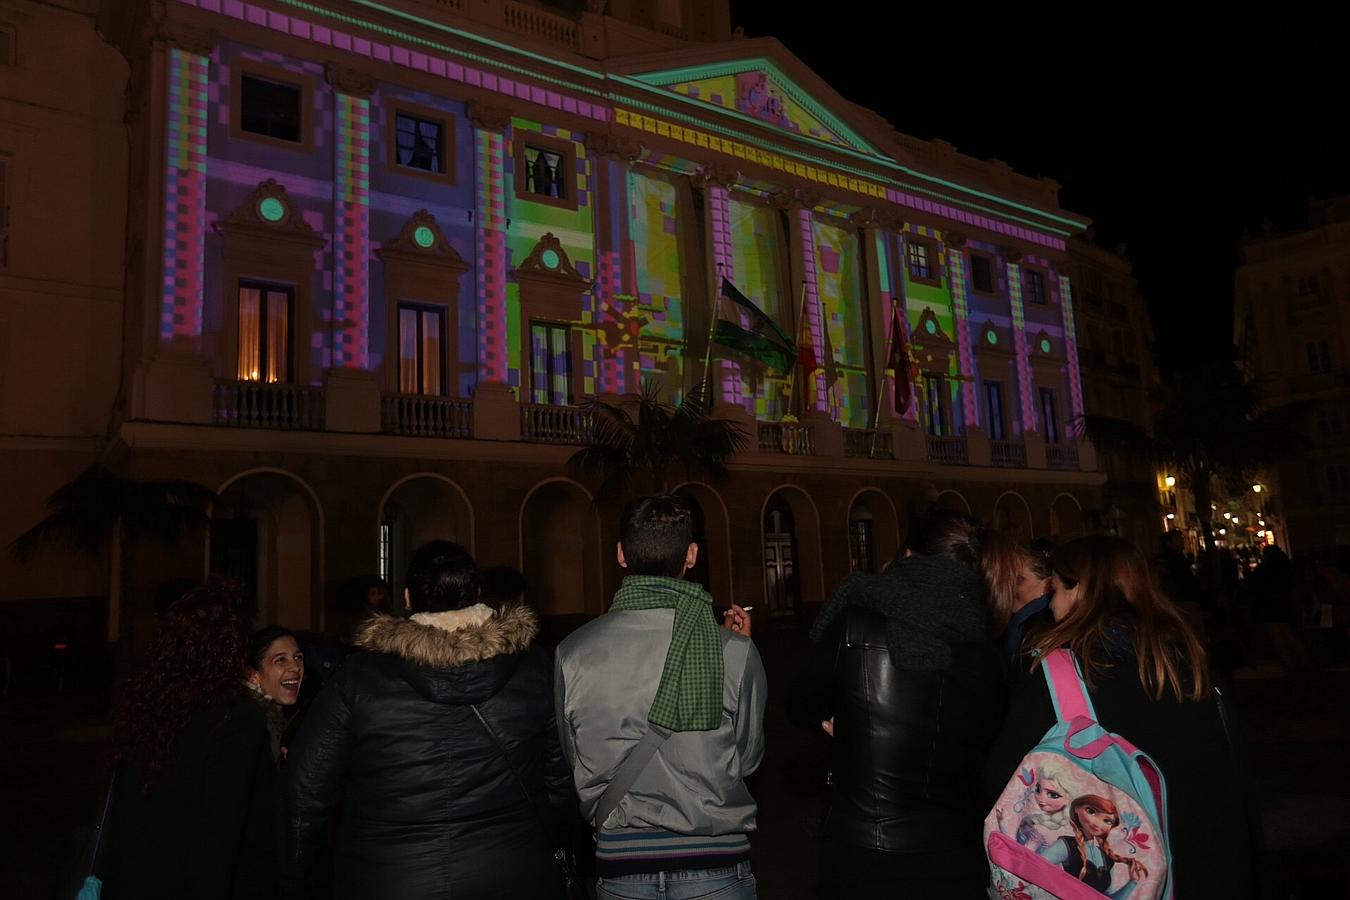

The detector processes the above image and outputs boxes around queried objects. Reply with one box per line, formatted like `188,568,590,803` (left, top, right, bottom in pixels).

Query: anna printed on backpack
984,649,1172,900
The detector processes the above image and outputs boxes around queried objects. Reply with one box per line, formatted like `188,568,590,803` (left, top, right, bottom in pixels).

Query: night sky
728,7,1346,375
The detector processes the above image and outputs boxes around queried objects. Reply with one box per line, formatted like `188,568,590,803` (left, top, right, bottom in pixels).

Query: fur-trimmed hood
355,603,541,705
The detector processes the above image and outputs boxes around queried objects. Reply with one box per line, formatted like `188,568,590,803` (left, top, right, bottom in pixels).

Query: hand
722,604,752,638
820,717,834,737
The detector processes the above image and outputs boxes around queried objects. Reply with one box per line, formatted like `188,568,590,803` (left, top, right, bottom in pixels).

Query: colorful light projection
332,92,371,369
1005,260,1037,434
160,47,210,345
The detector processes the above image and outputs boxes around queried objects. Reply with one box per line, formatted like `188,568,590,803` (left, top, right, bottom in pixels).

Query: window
529,322,572,405
1308,339,1334,373
237,282,292,383
970,254,995,293
394,111,445,174
984,381,1006,441
523,144,566,200
397,303,447,395
907,240,934,281
378,522,393,584
1040,388,1059,443
1024,269,1047,304
240,73,302,143
925,376,946,436
848,515,874,573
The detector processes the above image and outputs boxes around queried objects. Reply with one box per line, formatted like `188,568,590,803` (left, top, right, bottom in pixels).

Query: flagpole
783,279,808,421
870,304,899,458
702,264,724,405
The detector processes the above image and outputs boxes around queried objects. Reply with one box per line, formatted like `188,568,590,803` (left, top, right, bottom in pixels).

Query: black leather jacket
791,605,1007,854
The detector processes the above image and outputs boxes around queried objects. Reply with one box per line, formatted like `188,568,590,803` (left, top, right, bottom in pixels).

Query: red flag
797,320,818,375
886,306,914,414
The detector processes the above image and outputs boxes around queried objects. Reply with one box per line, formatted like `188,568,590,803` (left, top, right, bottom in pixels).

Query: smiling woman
246,626,307,763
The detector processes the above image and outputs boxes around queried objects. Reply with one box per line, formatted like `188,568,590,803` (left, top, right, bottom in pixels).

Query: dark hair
620,494,693,578
248,626,297,671
907,510,1022,635
111,578,250,792
404,540,480,613
1030,534,1209,701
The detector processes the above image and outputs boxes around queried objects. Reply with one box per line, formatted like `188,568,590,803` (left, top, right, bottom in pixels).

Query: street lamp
1219,528,1226,535
1252,483,1263,493
1223,512,1232,520
1166,512,1176,520
1164,475,1176,487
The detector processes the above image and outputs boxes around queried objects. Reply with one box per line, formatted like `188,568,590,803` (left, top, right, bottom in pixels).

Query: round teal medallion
257,197,285,223
924,318,937,335
1039,338,1052,353
413,225,436,249
541,248,561,270
986,330,998,346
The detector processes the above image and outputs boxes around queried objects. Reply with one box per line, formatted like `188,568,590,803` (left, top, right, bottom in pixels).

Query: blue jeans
596,861,757,899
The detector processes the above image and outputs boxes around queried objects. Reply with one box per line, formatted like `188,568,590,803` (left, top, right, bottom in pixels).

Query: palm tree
1079,363,1302,551
569,381,750,500
11,465,218,653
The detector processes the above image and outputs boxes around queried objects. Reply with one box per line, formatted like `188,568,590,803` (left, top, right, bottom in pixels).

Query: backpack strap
1042,648,1098,725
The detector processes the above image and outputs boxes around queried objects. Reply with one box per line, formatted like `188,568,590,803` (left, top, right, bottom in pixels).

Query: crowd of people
88,495,1272,899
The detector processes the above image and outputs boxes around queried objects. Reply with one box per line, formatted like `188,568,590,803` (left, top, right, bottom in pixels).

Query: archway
377,474,474,603
1050,492,1087,540
519,479,602,616
673,482,734,604
846,489,900,573
761,486,824,616
994,491,1035,541
213,469,323,629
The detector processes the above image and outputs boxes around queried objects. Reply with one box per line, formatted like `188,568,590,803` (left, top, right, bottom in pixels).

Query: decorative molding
944,231,968,249
468,101,512,132
325,63,377,97
1002,246,1024,264
771,186,820,211
214,180,323,247
692,160,740,190
585,131,644,161
376,210,469,270
157,21,216,55
514,232,590,288
912,307,954,346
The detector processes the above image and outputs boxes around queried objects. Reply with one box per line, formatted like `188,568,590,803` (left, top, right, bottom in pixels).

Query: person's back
787,516,1013,898
108,695,274,900
555,495,765,900
283,542,571,900
980,536,1261,899
824,607,1005,853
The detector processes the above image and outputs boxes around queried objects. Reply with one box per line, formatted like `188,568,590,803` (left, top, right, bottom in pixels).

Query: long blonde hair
1028,535,1209,701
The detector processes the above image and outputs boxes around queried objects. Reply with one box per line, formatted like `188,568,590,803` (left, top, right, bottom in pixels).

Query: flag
885,305,916,414
797,315,819,375
711,277,795,373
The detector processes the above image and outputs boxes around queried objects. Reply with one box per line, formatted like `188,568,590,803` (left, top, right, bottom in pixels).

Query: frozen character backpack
984,649,1171,900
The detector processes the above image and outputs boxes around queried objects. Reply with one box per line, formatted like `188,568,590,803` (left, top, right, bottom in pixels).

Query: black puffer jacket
281,603,573,900
789,556,1007,858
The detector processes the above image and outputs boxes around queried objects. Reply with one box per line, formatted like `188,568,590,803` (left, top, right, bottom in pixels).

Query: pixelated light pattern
160,47,210,345
668,70,856,150
944,248,979,429
811,217,869,428
1059,273,1084,429
504,119,596,397
332,92,371,369
626,169,688,397
729,197,790,419
475,127,509,384
797,208,828,414
705,183,741,407
1006,261,1037,434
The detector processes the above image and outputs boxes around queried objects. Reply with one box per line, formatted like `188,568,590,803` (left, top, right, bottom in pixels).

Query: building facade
1237,198,1350,552
3,0,1103,640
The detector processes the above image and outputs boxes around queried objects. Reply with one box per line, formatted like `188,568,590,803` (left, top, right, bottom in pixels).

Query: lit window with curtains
529,321,571,405
398,302,446,395
237,282,292,382
395,112,444,174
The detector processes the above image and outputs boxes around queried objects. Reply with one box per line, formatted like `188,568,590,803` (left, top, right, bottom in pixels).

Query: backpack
984,649,1172,900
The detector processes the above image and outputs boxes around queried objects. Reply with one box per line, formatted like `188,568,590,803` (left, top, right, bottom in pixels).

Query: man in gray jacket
555,494,767,899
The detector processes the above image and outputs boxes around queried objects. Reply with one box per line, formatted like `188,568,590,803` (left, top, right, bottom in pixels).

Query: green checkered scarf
609,575,724,732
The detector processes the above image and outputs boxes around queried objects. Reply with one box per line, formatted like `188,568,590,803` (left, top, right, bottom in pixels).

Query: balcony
213,380,324,431
382,394,472,439
408,0,581,53
520,403,593,444
990,439,1027,467
926,435,968,465
1046,442,1081,470
758,421,815,455
844,428,894,459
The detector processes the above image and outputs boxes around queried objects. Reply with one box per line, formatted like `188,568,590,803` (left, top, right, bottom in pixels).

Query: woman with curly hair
103,579,277,899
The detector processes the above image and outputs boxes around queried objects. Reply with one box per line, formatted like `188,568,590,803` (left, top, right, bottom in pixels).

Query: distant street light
1165,475,1176,487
